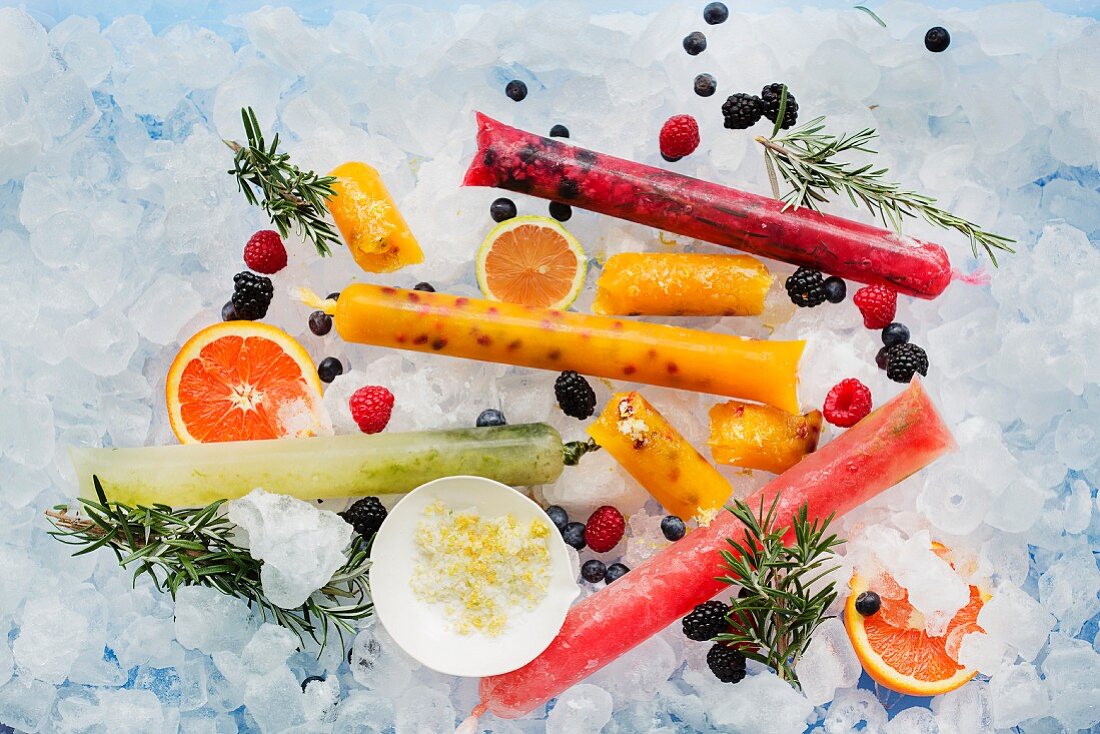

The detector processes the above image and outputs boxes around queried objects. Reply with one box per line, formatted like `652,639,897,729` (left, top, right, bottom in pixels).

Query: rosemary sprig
714,494,844,686
46,477,372,653
756,115,1015,266
225,107,341,257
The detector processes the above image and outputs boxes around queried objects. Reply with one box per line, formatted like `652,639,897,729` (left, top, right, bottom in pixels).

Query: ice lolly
71,423,567,507
592,253,772,317
708,400,823,474
478,380,954,718
326,285,805,412
586,391,732,522
463,113,953,299
328,161,424,273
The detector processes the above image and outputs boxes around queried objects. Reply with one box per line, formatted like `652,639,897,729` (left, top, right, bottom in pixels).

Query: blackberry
309,310,332,336
881,322,910,348
784,267,827,307
562,521,587,550
549,201,572,222
661,515,686,541
413,282,436,292
694,73,717,98
703,2,729,24
505,80,527,102
683,31,707,56
221,300,239,321
855,590,881,616
760,83,799,129
340,497,387,539
605,562,629,583
231,271,274,320
581,559,606,583
554,370,597,419
884,342,929,383
549,124,570,138
823,276,847,304
476,408,507,427
721,93,763,130
317,356,344,384
490,198,517,222
925,26,951,53
707,644,747,684
545,505,569,531
682,600,730,641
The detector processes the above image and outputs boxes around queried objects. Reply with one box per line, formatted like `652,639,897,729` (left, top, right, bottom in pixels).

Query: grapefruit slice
844,548,989,697
476,215,586,309
167,321,326,444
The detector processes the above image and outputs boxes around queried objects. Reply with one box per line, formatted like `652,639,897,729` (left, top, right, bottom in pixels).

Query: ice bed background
0,0,1099,732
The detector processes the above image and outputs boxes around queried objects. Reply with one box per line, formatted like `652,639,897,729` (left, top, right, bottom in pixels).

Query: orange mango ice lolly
328,162,424,273
477,380,954,719
331,285,805,411
593,253,772,317
587,392,732,522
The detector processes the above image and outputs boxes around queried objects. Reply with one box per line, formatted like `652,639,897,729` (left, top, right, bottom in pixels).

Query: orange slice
166,321,326,444
844,547,989,697
476,215,587,309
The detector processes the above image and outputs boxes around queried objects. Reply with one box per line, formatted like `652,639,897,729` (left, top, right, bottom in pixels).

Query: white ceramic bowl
368,475,579,677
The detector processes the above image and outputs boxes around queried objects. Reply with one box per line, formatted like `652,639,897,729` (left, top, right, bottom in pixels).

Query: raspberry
584,505,625,553
823,378,873,428
243,230,288,274
659,115,701,161
852,284,897,329
349,386,395,434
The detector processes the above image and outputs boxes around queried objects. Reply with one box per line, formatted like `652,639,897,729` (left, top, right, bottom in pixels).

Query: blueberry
683,31,707,56
562,521,587,550
661,153,683,163
549,124,570,138
326,291,341,301
875,346,890,371
855,590,881,616
605,562,629,583
549,202,572,222
545,505,569,531
221,300,239,321
703,2,729,24
694,73,717,97
490,198,517,223
317,356,343,384
822,276,846,303
413,282,436,292
476,408,507,427
505,79,528,101
661,515,686,541
881,322,911,348
300,674,325,692
581,559,606,583
308,310,332,336
924,26,950,53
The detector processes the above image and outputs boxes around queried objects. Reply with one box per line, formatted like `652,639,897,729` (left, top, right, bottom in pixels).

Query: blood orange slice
844,548,989,697
166,321,327,444
476,216,587,309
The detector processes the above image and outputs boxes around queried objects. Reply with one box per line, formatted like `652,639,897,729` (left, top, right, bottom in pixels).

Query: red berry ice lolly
476,379,954,719
463,113,953,299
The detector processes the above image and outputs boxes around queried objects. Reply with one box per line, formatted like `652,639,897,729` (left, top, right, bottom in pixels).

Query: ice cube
0,9,49,78
0,391,54,469
333,690,395,734
394,684,456,734
1037,543,1100,636
546,683,613,734
13,593,91,684
884,706,940,734
889,530,970,636
822,687,887,734
63,309,140,377
541,449,649,520
96,688,169,734
173,584,259,655
977,583,1056,662
932,681,995,734
989,661,1049,729
1062,479,1094,535
302,674,340,724
227,488,354,609
795,618,862,706
349,620,421,697
957,632,1011,675
0,676,57,732
1040,634,1100,731
589,634,677,702
127,274,203,345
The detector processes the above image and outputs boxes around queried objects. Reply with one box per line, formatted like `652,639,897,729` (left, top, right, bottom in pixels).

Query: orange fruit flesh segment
328,161,424,273
484,224,579,308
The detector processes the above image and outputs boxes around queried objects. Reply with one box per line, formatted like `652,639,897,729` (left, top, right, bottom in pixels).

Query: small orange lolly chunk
592,252,772,317
708,400,823,474
587,392,732,522
327,162,424,273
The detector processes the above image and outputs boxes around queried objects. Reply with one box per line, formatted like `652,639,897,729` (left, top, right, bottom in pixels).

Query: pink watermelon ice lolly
463,113,953,299
477,379,954,718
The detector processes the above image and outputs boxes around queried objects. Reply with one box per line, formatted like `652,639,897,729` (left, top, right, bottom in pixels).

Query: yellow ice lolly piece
592,252,772,317
328,161,424,273
586,391,732,522
708,400,823,474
